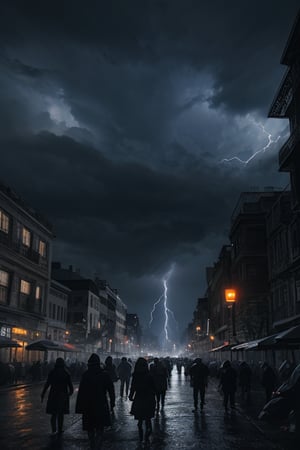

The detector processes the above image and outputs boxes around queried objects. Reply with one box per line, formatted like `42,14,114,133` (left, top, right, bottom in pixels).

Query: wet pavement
0,370,298,449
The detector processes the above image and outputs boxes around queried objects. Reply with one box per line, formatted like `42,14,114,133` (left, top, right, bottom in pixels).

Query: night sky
0,1,299,342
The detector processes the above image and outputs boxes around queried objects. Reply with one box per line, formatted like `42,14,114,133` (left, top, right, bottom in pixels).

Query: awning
231,334,280,351
210,343,233,352
275,325,300,344
0,336,21,348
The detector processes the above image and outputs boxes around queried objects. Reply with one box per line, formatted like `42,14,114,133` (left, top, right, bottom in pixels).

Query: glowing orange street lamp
225,289,236,303
225,288,237,339
196,326,201,332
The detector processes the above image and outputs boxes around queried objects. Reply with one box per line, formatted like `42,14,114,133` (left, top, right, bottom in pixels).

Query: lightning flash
221,116,281,165
149,265,176,342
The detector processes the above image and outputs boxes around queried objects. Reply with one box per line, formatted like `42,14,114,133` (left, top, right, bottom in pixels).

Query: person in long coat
75,353,115,448
117,356,132,398
129,357,156,443
189,358,209,412
219,360,237,411
150,358,169,412
41,357,73,434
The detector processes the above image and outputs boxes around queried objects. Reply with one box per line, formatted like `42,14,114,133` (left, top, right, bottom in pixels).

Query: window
22,227,31,247
0,269,9,303
0,210,9,234
20,279,31,295
38,240,46,257
35,285,41,300
53,304,56,320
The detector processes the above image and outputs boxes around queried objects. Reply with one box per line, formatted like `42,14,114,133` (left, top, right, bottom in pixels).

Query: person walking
129,357,156,443
261,362,277,403
117,356,132,398
219,360,237,411
189,358,209,412
150,357,169,412
238,361,252,403
40,357,73,435
75,353,115,448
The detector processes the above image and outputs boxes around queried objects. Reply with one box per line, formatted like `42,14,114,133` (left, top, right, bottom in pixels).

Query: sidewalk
0,380,44,393
232,381,299,450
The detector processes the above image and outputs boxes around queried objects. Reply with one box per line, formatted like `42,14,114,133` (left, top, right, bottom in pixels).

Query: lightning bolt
149,294,164,327
221,116,281,165
148,264,176,342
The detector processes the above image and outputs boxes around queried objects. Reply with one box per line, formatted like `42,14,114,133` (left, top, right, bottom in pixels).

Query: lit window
20,279,31,295
22,228,31,247
0,270,9,303
0,210,9,234
35,286,41,300
38,240,46,257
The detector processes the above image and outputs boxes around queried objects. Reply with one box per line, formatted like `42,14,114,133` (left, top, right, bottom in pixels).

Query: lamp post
225,288,237,341
209,335,215,349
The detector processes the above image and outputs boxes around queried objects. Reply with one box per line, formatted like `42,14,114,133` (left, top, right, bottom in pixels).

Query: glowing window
20,279,31,295
0,270,9,303
0,210,9,234
35,286,41,300
38,240,46,257
22,228,31,247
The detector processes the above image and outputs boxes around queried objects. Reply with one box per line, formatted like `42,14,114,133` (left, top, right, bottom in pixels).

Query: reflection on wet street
0,372,287,449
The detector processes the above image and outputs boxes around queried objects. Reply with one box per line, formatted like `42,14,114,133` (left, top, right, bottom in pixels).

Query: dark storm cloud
0,132,244,273
0,1,297,331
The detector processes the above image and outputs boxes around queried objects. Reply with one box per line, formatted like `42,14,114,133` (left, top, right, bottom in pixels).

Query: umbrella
25,339,60,351
275,325,300,344
0,336,21,348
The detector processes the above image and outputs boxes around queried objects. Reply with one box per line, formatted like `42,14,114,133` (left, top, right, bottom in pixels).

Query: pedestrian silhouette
238,361,252,403
190,358,209,412
129,357,156,444
75,353,115,448
261,362,277,403
219,360,237,411
41,357,73,435
117,356,132,399
150,357,169,413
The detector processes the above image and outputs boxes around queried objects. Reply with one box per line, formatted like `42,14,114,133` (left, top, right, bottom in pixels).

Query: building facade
0,183,53,362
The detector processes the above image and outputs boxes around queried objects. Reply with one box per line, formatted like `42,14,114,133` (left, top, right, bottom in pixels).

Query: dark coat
41,367,73,415
220,366,237,394
75,365,115,431
150,362,169,393
117,360,132,381
190,361,209,388
129,372,156,420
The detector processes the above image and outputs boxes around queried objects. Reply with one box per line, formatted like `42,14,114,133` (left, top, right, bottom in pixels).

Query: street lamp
209,335,215,349
225,288,237,340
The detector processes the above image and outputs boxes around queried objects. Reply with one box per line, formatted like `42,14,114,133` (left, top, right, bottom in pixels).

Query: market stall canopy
0,336,21,348
275,325,300,344
25,339,61,351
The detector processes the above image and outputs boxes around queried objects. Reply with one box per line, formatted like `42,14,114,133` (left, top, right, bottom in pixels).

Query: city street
0,369,297,450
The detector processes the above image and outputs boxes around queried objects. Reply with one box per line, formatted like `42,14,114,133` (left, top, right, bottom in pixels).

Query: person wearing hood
75,353,115,448
41,357,73,435
219,360,237,411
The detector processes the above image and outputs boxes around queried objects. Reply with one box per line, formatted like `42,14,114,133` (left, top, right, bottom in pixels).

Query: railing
279,125,300,169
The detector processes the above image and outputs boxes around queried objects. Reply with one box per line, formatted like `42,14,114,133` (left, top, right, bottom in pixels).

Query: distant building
96,279,127,354
0,182,53,362
47,280,69,343
230,191,282,342
126,313,142,353
52,264,101,347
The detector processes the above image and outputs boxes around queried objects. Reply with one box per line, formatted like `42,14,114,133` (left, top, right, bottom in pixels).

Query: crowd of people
38,353,299,448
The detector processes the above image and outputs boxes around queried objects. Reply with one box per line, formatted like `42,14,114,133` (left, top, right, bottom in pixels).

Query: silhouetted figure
262,363,277,403
76,353,115,448
239,361,252,403
150,358,169,412
117,357,132,398
41,357,73,434
219,360,237,411
129,357,156,443
190,358,209,412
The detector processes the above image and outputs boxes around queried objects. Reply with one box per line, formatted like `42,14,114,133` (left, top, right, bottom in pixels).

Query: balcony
279,125,300,171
